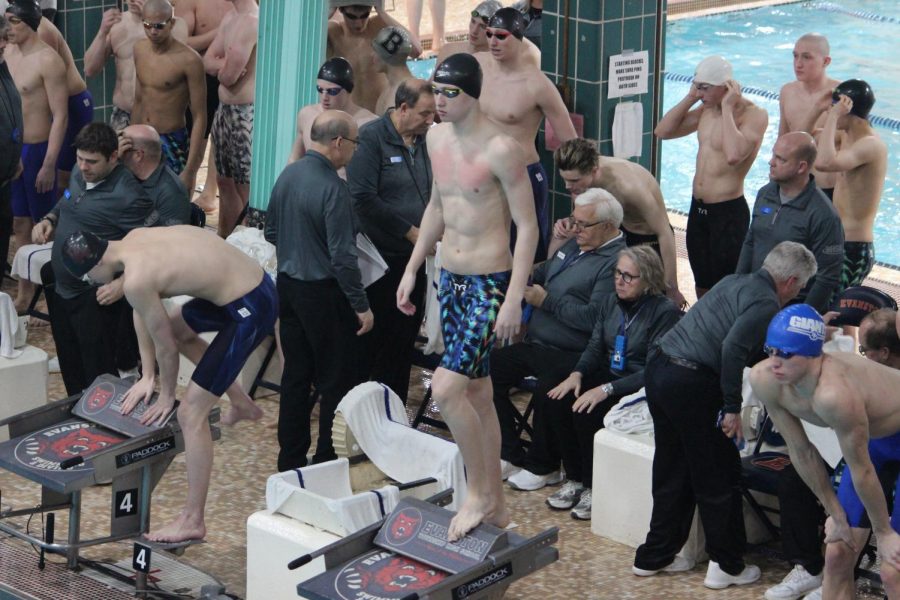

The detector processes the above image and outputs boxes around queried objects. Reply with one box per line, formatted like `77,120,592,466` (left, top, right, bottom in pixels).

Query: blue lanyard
545,248,590,285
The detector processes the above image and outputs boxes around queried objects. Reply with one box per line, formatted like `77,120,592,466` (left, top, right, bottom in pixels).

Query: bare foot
26,315,48,328
145,513,206,543
193,190,219,215
484,504,511,530
221,396,263,426
448,498,492,542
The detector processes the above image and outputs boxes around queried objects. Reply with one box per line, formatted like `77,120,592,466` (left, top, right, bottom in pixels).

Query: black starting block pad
72,374,175,437
295,497,558,600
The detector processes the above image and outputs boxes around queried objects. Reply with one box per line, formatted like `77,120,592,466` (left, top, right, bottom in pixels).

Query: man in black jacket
32,122,153,395
347,78,434,402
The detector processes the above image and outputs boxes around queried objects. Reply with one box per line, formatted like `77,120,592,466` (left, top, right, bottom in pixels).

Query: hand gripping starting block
293,495,559,600
0,374,220,569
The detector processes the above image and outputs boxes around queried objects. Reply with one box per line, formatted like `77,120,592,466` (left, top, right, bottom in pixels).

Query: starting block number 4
115,489,139,518
133,542,152,573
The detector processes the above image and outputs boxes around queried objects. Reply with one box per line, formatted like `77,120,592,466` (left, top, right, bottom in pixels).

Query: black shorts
185,73,221,139
685,195,750,290
622,225,661,258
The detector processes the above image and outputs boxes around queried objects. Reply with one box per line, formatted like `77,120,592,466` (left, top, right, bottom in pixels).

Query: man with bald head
737,131,844,313
779,33,840,199
266,110,372,471
132,0,207,195
288,56,375,167
119,124,190,226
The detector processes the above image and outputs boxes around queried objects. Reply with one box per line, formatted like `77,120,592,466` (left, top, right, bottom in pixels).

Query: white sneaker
704,561,761,589
802,587,822,600
765,565,823,600
570,488,592,520
632,554,696,577
546,480,584,510
507,468,564,491
48,357,60,374
500,460,521,481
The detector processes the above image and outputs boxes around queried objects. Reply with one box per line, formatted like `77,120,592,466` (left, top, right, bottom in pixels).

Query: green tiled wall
248,1,326,217
541,0,667,220
58,0,116,122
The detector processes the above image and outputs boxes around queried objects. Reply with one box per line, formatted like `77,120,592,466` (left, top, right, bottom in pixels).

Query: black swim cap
62,231,108,278
488,7,525,40
5,0,42,32
833,79,875,120
433,53,482,99
317,57,354,93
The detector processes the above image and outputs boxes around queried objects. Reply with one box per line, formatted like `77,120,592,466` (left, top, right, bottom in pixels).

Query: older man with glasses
490,188,627,490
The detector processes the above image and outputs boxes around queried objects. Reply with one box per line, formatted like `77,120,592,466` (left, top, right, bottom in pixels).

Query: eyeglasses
693,82,714,92
566,216,603,231
614,269,641,284
341,9,372,20
764,345,796,360
431,85,462,98
485,30,511,40
317,85,343,96
142,18,172,30
333,135,359,145
6,15,22,25
859,345,870,356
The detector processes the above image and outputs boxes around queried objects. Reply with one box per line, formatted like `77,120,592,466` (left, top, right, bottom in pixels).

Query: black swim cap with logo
488,7,526,40
5,0,42,32
62,231,108,278
832,79,875,120
433,53,482,100
317,57,355,93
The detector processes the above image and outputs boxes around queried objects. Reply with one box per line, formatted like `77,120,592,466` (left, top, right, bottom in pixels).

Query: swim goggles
431,85,462,98
764,345,795,360
142,18,172,30
317,86,344,96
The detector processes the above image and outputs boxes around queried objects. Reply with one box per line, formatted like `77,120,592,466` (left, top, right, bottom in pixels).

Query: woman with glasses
544,246,681,520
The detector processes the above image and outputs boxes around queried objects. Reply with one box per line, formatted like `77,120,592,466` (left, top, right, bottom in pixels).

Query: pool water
661,0,900,264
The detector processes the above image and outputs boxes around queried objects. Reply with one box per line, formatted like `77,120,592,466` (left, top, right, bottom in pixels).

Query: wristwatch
600,383,615,396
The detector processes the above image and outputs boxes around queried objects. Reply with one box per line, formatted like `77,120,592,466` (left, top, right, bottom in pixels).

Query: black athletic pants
634,352,748,575
358,256,425,403
276,276,364,471
779,462,828,575
551,367,619,488
490,341,581,471
42,262,128,396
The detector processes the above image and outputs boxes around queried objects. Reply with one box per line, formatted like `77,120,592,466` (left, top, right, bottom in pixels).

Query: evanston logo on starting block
14,421,121,472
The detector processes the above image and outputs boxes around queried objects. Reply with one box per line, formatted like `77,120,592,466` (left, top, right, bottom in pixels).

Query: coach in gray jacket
736,131,843,313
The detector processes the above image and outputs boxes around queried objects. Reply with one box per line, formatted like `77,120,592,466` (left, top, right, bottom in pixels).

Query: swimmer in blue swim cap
752,302,900,599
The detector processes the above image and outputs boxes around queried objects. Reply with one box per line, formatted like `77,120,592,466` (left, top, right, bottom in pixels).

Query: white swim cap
693,56,733,86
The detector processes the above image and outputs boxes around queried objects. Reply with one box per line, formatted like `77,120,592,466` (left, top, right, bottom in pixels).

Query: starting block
294,496,558,599
0,374,220,570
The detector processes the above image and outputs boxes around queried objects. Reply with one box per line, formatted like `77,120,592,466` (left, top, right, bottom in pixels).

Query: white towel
612,102,643,159
423,243,444,355
10,243,52,285
336,382,467,510
603,388,653,435
265,458,401,535
0,292,22,359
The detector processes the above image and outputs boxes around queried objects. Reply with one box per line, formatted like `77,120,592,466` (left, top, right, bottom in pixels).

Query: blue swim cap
765,304,825,357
